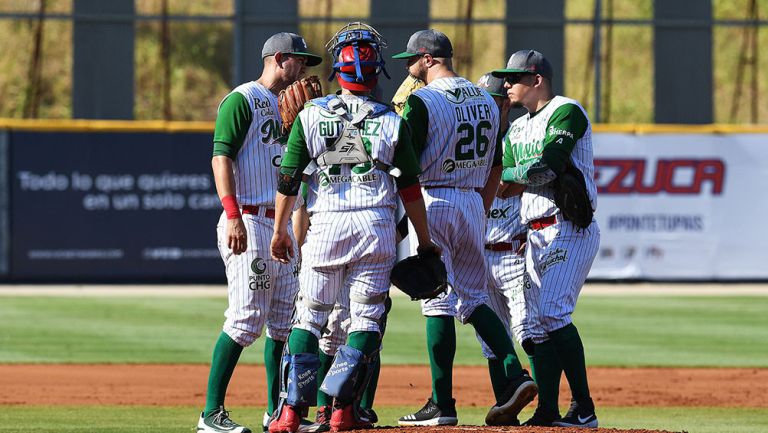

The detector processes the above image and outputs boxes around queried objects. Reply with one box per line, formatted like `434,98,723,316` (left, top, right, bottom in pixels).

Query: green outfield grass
0,405,765,433
0,295,767,367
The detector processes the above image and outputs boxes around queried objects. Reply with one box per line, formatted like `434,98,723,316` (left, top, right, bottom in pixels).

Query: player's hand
227,217,247,255
417,240,442,258
516,240,527,256
270,229,294,264
498,182,526,198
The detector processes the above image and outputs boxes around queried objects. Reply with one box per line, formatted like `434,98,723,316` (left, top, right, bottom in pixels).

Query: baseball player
492,50,601,428
198,32,321,433
291,184,388,433
472,73,539,426
268,22,438,433
392,30,536,427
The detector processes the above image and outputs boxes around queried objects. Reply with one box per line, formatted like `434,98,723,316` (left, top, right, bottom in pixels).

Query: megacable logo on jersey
442,159,456,173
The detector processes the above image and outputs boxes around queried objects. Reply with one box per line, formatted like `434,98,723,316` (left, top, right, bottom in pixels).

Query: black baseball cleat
552,398,598,428
197,406,252,433
484,370,537,425
398,397,458,426
523,405,561,426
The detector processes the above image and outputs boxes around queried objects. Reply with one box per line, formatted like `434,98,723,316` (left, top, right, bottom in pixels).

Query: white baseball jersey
410,76,500,188
299,95,404,213
219,81,285,207
212,81,299,346
504,96,597,224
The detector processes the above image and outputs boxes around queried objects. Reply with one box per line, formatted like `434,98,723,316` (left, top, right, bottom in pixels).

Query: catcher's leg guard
319,345,371,404
271,339,320,425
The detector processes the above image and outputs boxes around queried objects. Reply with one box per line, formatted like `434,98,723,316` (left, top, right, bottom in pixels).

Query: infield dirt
4,364,765,433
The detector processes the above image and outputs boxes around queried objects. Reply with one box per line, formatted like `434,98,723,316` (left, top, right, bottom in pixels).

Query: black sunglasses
504,72,535,85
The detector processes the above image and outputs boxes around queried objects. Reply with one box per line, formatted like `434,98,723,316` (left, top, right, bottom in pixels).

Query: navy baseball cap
492,49,553,81
262,32,323,66
392,29,453,59
477,73,506,97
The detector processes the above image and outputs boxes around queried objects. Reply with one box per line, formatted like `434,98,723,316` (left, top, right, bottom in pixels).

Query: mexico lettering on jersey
406,76,500,188
503,95,597,224
214,81,284,206
297,95,403,213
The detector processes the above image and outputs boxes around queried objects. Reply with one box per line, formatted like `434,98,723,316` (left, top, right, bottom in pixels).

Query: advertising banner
9,130,224,282
591,133,767,280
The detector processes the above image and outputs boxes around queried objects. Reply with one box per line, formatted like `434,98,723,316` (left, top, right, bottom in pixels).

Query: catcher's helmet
326,22,390,91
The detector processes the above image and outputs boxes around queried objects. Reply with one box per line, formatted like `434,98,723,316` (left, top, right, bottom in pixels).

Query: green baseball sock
288,328,319,354
264,337,284,415
204,332,244,417
468,305,523,379
347,331,380,355
487,358,507,402
316,350,334,407
532,340,562,414
426,316,455,408
549,323,591,402
359,351,381,410
528,355,537,382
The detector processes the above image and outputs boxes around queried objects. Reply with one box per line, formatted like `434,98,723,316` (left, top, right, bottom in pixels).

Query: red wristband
221,195,241,219
398,183,423,204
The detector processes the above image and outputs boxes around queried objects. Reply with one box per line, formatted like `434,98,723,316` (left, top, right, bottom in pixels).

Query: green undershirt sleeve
400,94,429,159
392,119,422,189
280,115,311,175
212,92,252,159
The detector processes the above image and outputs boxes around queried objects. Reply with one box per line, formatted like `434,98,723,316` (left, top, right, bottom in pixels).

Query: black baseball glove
553,163,594,229
390,250,448,301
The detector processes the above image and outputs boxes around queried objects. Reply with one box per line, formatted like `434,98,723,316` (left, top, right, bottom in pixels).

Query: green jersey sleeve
212,92,253,159
392,119,422,189
400,94,429,158
502,103,588,184
280,115,311,175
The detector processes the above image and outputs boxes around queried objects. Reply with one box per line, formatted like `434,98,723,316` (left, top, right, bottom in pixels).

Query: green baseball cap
492,49,553,80
392,29,453,59
262,32,323,67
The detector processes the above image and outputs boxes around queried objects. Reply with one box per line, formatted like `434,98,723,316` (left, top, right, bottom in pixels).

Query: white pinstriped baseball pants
525,218,600,343
294,208,396,339
414,187,489,323
216,212,299,346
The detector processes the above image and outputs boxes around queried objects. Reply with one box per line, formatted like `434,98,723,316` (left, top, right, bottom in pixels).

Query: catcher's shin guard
319,345,376,405
271,340,320,423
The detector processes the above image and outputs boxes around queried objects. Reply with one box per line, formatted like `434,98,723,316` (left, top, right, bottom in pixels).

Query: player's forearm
273,192,297,234
502,157,557,186
292,206,309,246
402,198,431,246
212,156,237,198
480,165,502,212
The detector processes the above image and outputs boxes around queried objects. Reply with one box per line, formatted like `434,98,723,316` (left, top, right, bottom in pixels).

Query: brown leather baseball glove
278,76,323,135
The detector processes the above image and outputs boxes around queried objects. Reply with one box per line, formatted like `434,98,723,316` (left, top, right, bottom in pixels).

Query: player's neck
256,74,290,95
526,92,555,114
425,66,456,84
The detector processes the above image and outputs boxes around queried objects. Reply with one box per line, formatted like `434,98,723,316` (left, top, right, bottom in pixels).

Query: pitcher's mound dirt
1,364,766,409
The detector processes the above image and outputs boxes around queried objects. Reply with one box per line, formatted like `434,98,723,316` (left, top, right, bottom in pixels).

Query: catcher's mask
326,22,390,91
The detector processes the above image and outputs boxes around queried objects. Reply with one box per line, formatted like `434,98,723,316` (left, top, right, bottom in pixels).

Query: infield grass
0,405,765,433
0,294,766,367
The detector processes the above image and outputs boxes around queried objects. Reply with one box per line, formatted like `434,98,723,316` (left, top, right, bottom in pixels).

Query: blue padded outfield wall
2,121,768,282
